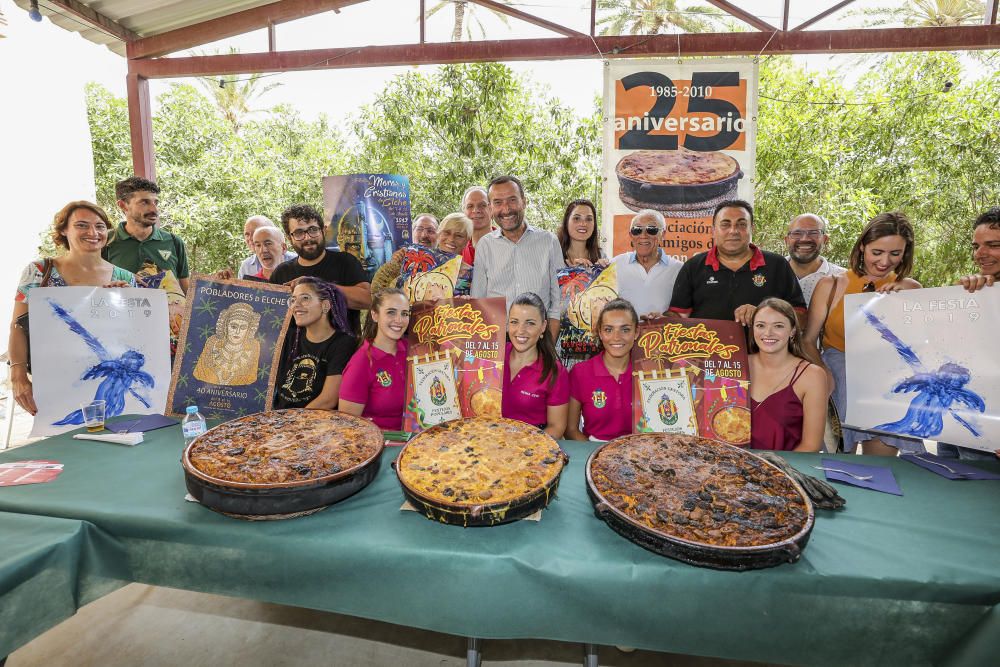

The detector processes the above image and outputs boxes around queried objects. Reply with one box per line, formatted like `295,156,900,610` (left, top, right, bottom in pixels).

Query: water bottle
182,405,207,445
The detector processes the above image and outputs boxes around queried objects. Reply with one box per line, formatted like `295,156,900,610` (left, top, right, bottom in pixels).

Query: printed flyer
844,286,999,452
167,276,292,419
632,315,750,445
398,245,463,303
29,287,171,437
322,174,411,279
556,263,618,363
403,297,506,432
603,59,758,260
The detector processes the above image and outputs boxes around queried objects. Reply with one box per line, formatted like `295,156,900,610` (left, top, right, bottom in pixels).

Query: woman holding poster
502,293,569,438
567,299,638,442
9,201,136,416
748,298,825,452
340,288,410,430
804,212,922,456
274,278,356,410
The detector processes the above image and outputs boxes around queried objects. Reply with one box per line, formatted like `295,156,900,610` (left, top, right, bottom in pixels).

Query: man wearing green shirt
103,177,191,293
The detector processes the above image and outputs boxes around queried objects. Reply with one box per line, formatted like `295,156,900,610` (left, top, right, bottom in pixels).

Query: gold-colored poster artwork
192,303,262,386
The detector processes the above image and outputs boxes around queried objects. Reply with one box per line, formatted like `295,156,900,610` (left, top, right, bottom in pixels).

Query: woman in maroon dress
748,298,826,452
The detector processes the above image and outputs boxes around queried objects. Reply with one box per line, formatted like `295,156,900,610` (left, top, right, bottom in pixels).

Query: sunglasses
629,225,661,236
862,281,876,293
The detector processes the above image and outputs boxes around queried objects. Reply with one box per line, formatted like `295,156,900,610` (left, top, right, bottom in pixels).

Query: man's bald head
244,215,275,251
785,213,829,265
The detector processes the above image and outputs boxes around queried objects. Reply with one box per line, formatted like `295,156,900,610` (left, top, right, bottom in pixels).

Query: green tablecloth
0,424,998,665
0,512,126,657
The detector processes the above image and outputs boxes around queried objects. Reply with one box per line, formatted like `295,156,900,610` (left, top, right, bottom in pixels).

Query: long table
0,512,126,658
0,424,998,666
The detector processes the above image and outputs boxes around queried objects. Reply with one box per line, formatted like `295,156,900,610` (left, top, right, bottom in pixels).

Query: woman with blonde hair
8,201,136,415
370,213,473,297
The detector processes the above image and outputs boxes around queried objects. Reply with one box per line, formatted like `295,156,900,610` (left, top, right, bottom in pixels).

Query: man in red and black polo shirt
669,200,806,326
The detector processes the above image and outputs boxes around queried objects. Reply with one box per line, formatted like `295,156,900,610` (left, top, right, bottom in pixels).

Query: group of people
9,174,998,459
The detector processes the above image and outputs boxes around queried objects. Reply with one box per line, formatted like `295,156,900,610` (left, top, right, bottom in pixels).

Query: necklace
750,361,798,409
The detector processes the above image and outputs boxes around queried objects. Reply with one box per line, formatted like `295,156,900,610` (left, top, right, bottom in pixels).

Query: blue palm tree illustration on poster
46,298,154,426
861,304,985,439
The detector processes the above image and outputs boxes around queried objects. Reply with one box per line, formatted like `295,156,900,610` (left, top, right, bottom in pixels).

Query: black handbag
13,258,54,373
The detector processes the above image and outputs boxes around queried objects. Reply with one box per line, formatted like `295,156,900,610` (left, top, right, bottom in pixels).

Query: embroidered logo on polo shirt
591,389,607,409
752,273,767,287
706,276,719,285
376,370,393,387
158,250,173,261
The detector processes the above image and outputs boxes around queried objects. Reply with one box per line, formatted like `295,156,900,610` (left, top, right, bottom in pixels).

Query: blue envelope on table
106,414,178,434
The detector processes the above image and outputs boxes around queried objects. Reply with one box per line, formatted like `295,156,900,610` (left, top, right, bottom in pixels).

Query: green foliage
754,52,1000,286
84,54,998,287
596,0,725,35
85,82,348,272
350,62,602,228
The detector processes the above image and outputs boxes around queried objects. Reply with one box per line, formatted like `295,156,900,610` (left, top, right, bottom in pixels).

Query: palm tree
855,0,985,27
196,49,280,134
426,0,514,42
596,0,725,35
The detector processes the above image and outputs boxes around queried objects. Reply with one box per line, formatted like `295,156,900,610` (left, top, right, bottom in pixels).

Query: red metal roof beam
44,0,138,42
127,0,368,59
128,25,1000,79
467,0,586,38
792,0,856,32
703,0,777,32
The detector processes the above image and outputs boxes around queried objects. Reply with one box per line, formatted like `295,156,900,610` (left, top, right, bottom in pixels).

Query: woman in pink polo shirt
339,288,410,430
567,298,638,441
502,292,569,438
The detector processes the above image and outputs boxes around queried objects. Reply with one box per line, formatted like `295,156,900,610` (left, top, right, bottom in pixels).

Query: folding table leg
466,637,481,667
583,643,599,667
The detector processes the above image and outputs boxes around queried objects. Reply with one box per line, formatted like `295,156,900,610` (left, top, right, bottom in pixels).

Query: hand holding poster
603,59,758,260
557,263,618,362
632,316,750,445
322,174,411,279
844,286,999,452
167,277,292,419
404,298,506,432
29,287,171,437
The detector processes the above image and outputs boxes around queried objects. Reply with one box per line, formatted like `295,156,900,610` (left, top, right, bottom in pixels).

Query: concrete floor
8,584,782,667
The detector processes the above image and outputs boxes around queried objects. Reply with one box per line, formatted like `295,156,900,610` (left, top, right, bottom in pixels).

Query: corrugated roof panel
11,0,279,55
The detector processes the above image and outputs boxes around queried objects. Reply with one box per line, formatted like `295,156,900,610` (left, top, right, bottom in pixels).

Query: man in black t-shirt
669,200,806,325
271,204,372,333
274,329,356,409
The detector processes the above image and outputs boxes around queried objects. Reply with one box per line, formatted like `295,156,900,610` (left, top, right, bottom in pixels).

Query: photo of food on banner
631,315,750,446
397,246,464,303
135,263,185,358
557,263,618,368
403,297,506,433
322,174,412,281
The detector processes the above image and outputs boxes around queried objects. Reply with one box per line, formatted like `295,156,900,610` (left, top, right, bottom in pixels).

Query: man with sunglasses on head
784,213,845,306
669,199,806,326
612,209,682,320
271,204,371,334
